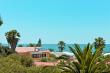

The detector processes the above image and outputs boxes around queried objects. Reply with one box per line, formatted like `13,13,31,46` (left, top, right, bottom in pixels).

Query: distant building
16,47,50,60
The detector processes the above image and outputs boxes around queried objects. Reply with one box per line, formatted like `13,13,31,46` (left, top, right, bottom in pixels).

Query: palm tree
58,41,65,52
37,38,42,47
0,16,3,26
94,37,105,53
5,30,20,52
61,43,107,73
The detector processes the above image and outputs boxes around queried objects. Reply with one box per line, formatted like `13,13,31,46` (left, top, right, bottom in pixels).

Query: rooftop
15,47,50,53
16,47,39,53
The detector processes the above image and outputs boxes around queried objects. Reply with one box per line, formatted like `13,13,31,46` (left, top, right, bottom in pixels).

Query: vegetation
0,54,61,73
48,48,54,52
104,55,110,62
0,54,32,73
0,43,12,56
5,30,20,52
41,54,57,62
94,37,105,53
57,54,70,60
0,16,3,26
0,43,110,73
18,44,23,47
26,66,61,73
58,41,65,52
28,43,36,47
0,57,26,73
60,43,108,73
7,54,33,67
41,57,49,62
36,38,42,47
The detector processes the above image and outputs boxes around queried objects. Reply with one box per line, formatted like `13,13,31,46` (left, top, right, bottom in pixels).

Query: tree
5,30,20,52
28,43,35,47
18,44,23,47
0,43,12,56
0,16,3,26
37,38,42,47
60,43,107,73
58,41,65,52
48,48,54,52
94,37,105,53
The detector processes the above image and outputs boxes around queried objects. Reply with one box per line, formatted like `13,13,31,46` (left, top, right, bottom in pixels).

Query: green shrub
18,44,23,47
0,54,62,73
40,55,57,62
0,44,12,57
0,57,26,73
7,53,21,61
28,43,36,47
7,54,33,67
57,55,69,60
27,66,61,73
50,54,56,58
41,57,48,62
20,55,33,67
48,48,54,52
104,55,110,62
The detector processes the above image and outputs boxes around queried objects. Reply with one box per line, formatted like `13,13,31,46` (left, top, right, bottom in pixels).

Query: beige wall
17,51,50,61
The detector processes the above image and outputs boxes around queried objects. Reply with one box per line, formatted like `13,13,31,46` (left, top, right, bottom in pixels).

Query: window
32,54,37,58
42,54,46,57
32,53,47,58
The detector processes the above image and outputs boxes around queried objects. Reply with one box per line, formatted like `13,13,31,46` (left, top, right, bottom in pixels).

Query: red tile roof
15,47,50,53
16,47,37,53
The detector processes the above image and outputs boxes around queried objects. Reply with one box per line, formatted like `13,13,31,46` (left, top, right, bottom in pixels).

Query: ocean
17,44,110,53
40,44,110,53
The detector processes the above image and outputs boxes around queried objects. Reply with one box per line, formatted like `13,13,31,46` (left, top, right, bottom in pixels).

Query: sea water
17,44,110,53
41,44,110,53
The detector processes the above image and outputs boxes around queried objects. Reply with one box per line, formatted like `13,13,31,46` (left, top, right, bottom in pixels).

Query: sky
0,0,110,44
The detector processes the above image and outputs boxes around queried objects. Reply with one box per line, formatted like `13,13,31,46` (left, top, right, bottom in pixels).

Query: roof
16,47,37,53
15,47,50,53
31,50,50,54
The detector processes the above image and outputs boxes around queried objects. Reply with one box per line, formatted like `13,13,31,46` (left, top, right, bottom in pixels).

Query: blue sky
0,0,110,44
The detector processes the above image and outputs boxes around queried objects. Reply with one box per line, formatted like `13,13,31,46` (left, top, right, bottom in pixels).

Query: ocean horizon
15,44,110,53
2,44,110,53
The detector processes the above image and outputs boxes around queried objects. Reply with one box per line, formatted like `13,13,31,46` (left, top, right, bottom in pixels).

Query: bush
7,53,21,61
28,43,36,47
104,55,110,62
48,48,54,52
40,54,57,62
57,55,69,60
50,54,56,58
20,55,33,67
27,66,61,73
0,57,26,73
0,44,13,57
41,57,48,62
0,54,61,73
18,44,23,47
7,54,33,67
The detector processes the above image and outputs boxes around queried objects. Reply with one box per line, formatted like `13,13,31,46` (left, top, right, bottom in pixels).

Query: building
15,47,50,60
